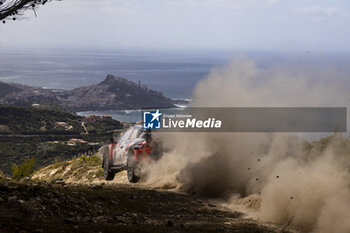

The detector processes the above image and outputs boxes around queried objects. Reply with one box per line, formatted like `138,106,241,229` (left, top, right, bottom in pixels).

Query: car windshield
130,127,142,139
119,127,142,142
119,128,133,142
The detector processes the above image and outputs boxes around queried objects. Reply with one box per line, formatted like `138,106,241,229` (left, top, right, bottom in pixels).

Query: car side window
119,128,133,143
130,128,141,139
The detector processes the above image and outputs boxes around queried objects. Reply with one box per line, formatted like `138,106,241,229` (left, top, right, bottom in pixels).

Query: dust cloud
143,57,350,233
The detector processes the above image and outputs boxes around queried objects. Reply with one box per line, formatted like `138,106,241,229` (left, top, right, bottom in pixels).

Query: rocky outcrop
61,75,175,111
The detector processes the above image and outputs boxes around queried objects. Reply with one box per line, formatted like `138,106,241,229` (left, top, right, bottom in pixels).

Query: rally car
102,125,156,183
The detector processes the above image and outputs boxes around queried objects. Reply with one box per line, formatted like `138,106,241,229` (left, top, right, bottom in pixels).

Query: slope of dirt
32,155,129,185
0,179,287,233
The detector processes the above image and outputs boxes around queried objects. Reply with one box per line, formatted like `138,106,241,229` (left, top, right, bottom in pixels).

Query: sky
0,0,349,52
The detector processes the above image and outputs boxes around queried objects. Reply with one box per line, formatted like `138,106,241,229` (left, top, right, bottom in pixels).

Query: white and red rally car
102,125,157,183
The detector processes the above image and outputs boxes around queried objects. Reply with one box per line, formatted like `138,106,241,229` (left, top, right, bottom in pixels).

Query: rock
33,229,43,233
8,196,17,201
52,178,65,185
68,211,75,217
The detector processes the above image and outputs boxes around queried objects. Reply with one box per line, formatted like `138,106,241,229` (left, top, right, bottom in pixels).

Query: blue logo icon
143,110,162,129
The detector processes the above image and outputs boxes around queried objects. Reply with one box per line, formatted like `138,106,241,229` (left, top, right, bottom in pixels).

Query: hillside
0,82,21,98
0,75,175,111
0,105,81,133
0,105,124,174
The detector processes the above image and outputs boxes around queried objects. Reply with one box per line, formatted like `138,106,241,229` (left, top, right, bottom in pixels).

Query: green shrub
11,157,36,180
79,155,101,166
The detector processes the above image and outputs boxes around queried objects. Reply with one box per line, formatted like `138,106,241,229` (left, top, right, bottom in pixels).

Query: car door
113,128,132,166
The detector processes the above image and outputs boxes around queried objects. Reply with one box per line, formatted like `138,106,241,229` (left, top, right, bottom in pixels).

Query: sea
1,48,349,125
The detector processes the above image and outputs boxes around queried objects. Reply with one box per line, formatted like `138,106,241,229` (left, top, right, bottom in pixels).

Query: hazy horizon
1,48,350,100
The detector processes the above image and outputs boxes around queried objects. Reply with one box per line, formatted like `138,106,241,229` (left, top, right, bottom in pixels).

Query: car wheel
103,146,115,181
127,150,140,183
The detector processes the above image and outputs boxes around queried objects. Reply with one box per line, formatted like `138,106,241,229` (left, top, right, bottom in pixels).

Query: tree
0,0,58,22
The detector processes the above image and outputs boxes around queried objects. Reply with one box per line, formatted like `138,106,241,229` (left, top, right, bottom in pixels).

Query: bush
11,157,36,180
79,155,101,166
